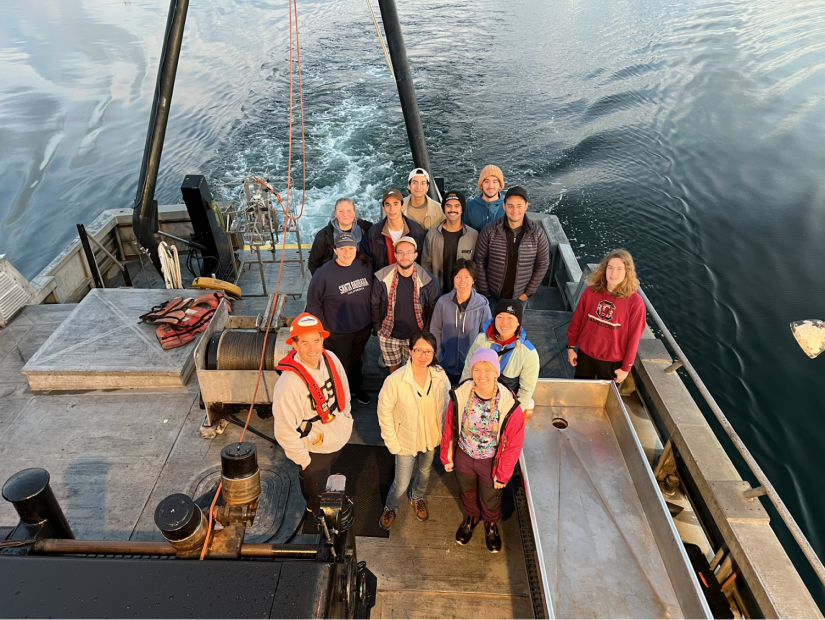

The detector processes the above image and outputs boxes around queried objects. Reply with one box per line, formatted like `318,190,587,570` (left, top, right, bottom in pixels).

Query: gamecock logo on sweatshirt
596,300,615,321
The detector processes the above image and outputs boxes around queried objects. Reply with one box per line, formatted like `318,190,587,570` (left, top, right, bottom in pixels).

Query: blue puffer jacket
429,289,492,377
463,194,504,232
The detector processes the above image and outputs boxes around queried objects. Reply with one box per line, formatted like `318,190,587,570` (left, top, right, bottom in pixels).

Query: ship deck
0,226,714,619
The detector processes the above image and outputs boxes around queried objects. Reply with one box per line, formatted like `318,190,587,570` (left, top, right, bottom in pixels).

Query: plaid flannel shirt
379,265,424,338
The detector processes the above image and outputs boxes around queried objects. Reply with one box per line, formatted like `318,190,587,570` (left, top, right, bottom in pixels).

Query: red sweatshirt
567,286,646,371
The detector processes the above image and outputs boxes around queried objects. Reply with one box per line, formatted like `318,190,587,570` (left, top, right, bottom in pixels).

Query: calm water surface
1,0,824,604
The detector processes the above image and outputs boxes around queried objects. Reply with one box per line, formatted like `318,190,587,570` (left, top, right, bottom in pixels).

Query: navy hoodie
306,258,373,334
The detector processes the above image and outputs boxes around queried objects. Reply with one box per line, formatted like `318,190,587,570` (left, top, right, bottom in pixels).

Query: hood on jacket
450,288,489,313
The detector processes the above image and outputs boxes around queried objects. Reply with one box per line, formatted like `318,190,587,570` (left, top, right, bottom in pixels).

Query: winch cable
200,0,307,561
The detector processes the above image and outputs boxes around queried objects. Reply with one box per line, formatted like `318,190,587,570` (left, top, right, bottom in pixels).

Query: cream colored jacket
377,362,450,456
403,194,446,230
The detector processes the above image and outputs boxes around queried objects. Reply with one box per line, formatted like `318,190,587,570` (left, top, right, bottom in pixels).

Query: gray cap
393,236,417,250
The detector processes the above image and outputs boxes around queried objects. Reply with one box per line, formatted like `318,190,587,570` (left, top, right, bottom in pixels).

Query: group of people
272,164,647,554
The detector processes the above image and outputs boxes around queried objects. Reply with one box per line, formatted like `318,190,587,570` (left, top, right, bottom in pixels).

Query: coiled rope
158,241,182,289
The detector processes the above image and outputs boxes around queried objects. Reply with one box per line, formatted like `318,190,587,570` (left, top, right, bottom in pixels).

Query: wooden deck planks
372,591,533,619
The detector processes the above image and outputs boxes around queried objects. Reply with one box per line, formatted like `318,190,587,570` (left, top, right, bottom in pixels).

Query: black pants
574,349,622,381
299,451,341,513
324,325,371,391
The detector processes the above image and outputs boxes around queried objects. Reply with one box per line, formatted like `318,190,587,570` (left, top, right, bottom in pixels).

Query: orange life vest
276,350,346,436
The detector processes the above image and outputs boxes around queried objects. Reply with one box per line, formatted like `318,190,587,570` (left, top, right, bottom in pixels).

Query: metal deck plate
21,288,206,391
522,381,701,618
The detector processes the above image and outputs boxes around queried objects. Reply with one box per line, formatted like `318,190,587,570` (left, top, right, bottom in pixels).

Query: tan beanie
477,165,505,191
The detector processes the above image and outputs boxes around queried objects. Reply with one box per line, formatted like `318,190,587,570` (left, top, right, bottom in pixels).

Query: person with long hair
441,348,525,552
377,330,450,530
567,248,646,383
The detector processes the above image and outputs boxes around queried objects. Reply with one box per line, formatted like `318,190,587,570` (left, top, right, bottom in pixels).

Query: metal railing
638,288,825,589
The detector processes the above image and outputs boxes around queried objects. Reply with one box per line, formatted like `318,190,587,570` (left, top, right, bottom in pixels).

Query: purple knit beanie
470,348,500,376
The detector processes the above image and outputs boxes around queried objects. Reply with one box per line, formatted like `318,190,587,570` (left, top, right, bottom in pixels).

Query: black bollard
220,442,261,505
2,468,74,539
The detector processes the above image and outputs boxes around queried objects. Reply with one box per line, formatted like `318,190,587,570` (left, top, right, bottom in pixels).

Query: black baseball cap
504,186,529,202
493,299,523,325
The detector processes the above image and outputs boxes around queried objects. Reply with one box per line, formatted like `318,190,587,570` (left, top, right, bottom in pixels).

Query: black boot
455,515,479,545
485,521,502,553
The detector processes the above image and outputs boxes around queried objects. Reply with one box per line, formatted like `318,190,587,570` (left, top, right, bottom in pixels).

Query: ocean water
1,0,824,605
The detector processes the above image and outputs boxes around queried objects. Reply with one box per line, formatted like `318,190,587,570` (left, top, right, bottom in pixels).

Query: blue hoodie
429,289,492,377
463,194,505,232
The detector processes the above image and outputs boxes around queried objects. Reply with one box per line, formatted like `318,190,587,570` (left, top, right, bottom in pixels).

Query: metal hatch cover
520,379,712,619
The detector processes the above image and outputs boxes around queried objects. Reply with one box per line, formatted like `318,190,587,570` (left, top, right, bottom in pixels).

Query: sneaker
354,388,371,405
410,498,429,521
485,521,502,553
455,515,479,545
379,507,397,530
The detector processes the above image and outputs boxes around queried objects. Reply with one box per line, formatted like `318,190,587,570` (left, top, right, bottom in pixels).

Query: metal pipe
34,539,175,555
132,0,190,275
157,230,208,251
2,469,75,540
376,0,437,201
77,224,104,289
638,288,825,588
240,543,317,559
86,233,133,286
32,539,318,559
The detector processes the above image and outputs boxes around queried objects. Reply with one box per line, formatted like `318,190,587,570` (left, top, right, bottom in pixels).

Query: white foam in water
211,87,398,239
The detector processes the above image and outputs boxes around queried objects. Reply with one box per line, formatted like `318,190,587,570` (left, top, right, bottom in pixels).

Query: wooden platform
20,288,209,392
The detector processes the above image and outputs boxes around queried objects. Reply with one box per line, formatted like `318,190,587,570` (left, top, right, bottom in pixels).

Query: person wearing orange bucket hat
272,312,353,514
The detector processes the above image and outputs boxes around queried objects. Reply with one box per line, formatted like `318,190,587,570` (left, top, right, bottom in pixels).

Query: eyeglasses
412,348,434,356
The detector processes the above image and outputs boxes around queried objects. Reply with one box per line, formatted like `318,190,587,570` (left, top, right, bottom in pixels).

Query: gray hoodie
429,289,492,377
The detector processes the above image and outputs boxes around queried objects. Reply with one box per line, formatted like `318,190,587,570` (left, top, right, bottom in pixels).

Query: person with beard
421,191,478,294
567,249,646,383
463,165,505,233
370,237,441,374
308,198,372,275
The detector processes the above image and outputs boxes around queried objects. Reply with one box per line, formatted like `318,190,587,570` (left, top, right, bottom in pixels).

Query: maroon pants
454,449,502,524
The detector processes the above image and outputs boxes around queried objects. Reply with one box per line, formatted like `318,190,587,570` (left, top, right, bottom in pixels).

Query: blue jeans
385,449,435,510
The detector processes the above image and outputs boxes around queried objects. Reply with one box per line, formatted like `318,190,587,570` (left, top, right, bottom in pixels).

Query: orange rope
199,0,307,561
